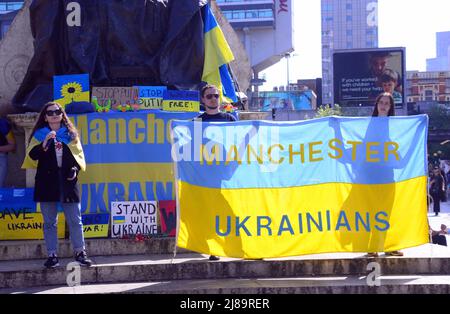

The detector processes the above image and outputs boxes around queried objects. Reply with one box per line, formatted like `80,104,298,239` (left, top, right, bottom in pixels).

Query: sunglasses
46,109,62,116
205,94,219,100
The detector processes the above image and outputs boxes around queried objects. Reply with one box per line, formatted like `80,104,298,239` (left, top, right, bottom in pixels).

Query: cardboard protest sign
82,213,109,238
158,200,176,236
91,86,139,110
162,90,200,112
136,86,167,109
110,201,158,238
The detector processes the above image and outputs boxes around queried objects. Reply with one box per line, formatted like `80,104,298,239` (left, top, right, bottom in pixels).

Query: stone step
1,244,449,289
2,275,450,294
0,238,188,261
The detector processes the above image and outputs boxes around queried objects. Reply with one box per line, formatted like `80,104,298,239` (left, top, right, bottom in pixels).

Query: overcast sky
260,0,450,90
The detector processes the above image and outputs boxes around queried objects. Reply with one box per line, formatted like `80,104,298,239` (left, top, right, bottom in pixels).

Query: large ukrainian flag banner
202,3,237,103
172,115,429,258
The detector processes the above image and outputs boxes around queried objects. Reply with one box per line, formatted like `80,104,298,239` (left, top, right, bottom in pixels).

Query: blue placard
82,213,110,225
135,86,167,109
163,90,199,102
137,86,167,99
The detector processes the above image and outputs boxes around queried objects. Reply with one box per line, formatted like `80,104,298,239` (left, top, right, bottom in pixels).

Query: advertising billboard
251,91,315,111
333,48,406,107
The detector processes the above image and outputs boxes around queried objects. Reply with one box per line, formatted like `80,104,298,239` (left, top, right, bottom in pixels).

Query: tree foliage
315,104,343,118
428,104,450,130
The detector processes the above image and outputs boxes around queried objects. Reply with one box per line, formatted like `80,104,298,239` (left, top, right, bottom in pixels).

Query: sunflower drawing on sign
53,74,90,107
61,82,83,101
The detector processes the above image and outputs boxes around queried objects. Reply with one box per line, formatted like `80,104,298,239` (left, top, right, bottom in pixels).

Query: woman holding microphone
23,102,92,268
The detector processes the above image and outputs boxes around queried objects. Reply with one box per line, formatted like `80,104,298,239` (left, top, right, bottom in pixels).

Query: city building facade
217,0,295,92
406,70,450,113
321,0,378,105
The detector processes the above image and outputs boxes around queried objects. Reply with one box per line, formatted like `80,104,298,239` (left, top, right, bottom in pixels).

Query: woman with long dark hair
367,92,403,257
372,92,395,117
23,102,92,268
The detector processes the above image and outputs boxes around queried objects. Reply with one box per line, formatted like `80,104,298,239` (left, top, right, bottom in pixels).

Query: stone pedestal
238,111,271,121
7,112,38,188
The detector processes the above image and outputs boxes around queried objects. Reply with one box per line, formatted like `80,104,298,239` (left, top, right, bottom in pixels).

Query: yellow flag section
172,116,429,259
177,178,428,258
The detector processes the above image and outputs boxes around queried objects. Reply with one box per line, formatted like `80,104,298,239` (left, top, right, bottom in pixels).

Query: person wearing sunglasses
22,102,93,268
196,85,236,261
197,84,237,122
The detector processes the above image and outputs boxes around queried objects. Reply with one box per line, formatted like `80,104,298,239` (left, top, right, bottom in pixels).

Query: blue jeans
0,154,7,187
40,202,85,255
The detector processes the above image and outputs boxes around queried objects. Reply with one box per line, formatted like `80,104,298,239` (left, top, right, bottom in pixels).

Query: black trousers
432,234,447,246
431,193,441,213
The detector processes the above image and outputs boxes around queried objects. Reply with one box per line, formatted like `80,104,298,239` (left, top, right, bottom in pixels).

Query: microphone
45,131,56,149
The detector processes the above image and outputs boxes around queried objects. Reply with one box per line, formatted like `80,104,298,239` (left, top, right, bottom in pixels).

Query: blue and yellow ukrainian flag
172,115,430,259
113,216,126,224
202,3,237,103
22,126,86,171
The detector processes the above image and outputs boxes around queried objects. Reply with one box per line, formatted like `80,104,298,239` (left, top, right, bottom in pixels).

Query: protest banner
70,111,198,214
172,116,429,258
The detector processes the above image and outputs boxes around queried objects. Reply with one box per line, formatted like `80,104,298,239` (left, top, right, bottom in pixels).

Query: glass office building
321,0,378,104
426,31,450,71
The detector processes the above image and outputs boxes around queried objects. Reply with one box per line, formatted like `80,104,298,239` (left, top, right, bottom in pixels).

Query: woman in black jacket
24,102,92,268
